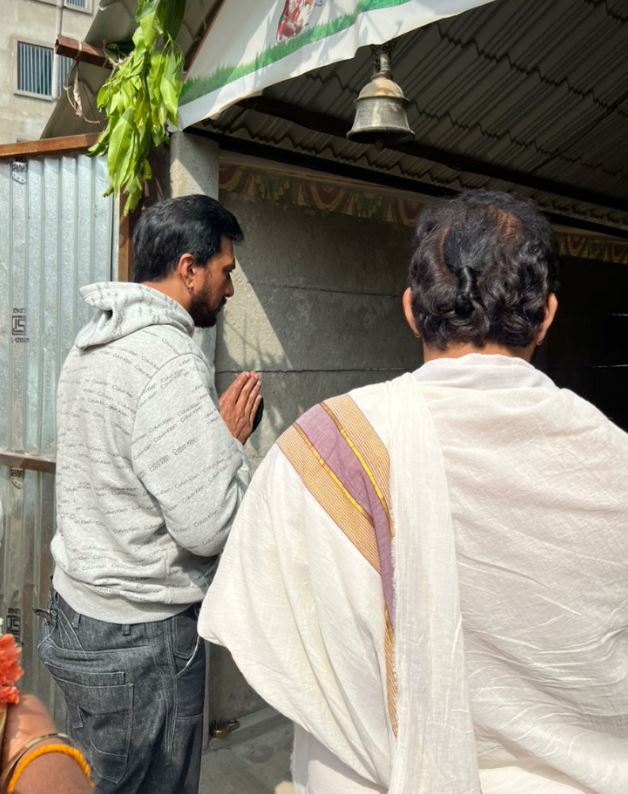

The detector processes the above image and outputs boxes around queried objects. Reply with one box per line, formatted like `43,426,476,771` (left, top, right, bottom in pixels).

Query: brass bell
347,46,414,146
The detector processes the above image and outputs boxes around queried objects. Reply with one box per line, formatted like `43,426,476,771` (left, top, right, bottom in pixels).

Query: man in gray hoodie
38,195,261,793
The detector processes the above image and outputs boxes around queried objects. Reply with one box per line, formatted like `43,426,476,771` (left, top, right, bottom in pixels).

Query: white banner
178,0,496,129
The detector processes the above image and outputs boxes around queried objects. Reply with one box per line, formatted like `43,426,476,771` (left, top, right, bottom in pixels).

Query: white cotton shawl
387,372,480,793
198,354,628,793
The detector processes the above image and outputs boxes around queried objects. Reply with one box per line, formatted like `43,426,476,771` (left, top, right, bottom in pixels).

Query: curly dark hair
408,190,559,350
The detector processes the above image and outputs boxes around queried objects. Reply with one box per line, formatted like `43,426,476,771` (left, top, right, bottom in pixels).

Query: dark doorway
544,257,628,432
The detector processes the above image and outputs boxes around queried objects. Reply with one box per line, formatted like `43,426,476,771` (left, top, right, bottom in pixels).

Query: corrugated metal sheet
204,0,628,229
0,153,116,708
263,0,628,200
205,106,628,230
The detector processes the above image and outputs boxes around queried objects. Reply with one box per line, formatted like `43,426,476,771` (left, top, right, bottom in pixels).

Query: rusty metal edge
0,451,56,474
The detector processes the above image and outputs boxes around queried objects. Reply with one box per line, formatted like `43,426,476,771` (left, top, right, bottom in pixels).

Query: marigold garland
0,633,23,706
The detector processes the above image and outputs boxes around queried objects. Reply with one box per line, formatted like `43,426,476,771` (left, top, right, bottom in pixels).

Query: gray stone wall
217,191,421,469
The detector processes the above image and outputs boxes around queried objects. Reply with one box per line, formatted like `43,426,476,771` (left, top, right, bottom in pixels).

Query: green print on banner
180,0,414,105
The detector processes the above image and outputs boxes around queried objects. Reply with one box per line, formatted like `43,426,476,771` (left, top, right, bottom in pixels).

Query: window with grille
17,44,75,98
17,42,53,96
57,55,74,96
65,0,88,8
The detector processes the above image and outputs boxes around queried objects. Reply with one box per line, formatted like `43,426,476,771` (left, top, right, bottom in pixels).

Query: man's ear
174,253,197,290
536,293,558,345
402,287,420,337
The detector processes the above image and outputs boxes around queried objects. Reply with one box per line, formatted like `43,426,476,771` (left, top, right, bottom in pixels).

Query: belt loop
122,624,131,636
71,611,80,629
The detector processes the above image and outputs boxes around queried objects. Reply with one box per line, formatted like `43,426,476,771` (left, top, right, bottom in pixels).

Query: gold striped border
277,424,380,571
323,396,392,532
319,400,398,733
384,607,398,735
278,411,398,735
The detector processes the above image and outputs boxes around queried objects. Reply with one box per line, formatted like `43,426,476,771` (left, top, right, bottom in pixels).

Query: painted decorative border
556,234,628,265
219,163,423,225
219,163,628,265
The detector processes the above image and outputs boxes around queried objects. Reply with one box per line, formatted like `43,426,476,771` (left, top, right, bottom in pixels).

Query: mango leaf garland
90,0,185,213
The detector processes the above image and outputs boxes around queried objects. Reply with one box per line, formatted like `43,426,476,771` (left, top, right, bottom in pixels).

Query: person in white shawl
198,190,628,794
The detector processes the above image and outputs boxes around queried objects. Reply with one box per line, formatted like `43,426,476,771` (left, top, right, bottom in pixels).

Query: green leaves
90,0,186,214
158,0,185,40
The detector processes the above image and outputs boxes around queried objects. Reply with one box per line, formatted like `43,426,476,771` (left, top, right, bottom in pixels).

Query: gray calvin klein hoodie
51,282,251,623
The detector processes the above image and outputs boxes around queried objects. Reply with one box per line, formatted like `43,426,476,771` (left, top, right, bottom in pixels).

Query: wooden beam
235,95,628,217
0,133,100,159
0,451,56,475
118,198,139,282
55,35,110,69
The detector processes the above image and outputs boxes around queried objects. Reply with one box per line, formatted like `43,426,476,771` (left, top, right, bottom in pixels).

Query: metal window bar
56,55,74,97
65,0,87,7
17,42,53,96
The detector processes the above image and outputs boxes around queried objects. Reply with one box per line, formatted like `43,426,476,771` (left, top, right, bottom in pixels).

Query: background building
0,0,98,143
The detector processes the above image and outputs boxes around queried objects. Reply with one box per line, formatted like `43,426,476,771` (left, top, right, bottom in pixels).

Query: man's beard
189,292,226,328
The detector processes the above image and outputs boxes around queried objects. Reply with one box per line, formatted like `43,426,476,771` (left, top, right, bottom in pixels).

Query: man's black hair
409,189,559,350
132,195,244,283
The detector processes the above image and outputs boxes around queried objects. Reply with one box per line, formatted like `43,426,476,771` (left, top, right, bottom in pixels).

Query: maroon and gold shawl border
278,394,398,734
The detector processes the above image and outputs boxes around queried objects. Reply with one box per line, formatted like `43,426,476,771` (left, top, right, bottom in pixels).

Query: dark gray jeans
37,590,205,794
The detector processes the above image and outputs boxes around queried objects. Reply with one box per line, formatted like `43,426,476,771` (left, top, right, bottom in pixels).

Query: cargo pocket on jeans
45,664,133,785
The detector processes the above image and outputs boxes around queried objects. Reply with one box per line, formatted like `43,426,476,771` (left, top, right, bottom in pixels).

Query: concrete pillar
170,131,220,198
169,131,220,363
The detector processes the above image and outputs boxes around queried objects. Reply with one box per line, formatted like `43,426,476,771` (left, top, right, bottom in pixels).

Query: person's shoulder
286,380,390,432
557,387,628,443
276,376,398,459
128,325,208,373
132,322,196,353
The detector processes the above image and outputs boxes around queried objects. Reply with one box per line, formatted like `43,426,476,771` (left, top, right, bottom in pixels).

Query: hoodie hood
76,282,194,350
